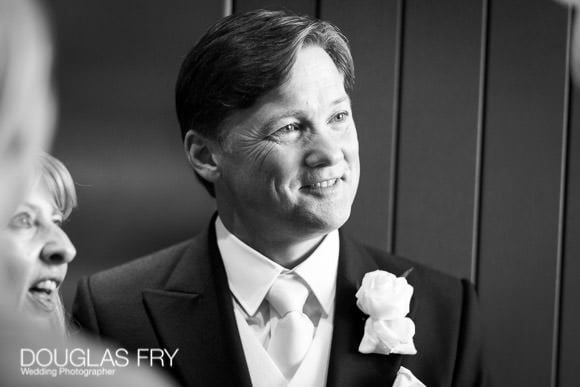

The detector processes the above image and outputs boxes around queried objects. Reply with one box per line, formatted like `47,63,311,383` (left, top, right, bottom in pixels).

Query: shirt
215,217,339,387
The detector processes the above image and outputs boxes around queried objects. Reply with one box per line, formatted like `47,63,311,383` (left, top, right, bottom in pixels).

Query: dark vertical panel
560,53,580,387
395,0,483,279
321,0,399,251
478,0,568,385
235,0,316,15
51,0,222,308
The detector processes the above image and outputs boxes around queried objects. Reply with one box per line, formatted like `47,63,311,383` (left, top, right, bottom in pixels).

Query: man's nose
304,129,343,168
40,226,77,265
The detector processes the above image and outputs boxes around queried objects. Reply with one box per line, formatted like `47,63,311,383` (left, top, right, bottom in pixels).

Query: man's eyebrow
331,95,350,105
261,110,304,130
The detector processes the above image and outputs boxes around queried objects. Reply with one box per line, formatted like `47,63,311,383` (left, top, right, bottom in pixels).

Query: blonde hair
37,153,78,220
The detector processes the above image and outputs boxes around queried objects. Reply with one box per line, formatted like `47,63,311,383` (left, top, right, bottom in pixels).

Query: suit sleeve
72,276,102,337
452,279,489,387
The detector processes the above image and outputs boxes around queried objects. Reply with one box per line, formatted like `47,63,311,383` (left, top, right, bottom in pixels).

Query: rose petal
393,366,426,387
373,318,417,355
358,318,389,354
358,317,417,356
356,270,414,320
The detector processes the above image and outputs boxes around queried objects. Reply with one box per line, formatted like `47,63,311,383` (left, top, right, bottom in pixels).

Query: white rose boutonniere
356,270,417,355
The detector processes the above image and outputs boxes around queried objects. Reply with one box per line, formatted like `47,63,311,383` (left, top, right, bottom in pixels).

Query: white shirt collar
215,216,339,317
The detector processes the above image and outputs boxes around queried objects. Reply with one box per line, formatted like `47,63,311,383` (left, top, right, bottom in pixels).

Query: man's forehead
267,48,347,99
288,46,343,81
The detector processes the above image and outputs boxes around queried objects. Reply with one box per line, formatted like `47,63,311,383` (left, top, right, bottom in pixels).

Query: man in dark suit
74,10,486,387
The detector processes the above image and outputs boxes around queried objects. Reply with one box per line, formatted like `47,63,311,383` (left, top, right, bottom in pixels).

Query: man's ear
183,130,221,183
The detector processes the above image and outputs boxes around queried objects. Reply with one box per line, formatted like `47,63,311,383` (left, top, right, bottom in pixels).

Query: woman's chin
24,290,57,315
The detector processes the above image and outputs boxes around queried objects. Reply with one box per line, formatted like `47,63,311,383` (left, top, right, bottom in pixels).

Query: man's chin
292,207,352,235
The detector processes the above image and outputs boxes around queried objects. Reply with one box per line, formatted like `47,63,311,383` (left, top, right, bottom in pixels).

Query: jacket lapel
326,234,418,387
142,221,252,387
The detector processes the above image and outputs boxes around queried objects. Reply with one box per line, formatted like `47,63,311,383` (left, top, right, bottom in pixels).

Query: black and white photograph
0,0,578,386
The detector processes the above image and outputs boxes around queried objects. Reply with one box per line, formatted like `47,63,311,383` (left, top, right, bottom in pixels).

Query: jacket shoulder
82,232,210,310
348,237,465,292
346,237,469,329
72,236,204,343
90,238,193,291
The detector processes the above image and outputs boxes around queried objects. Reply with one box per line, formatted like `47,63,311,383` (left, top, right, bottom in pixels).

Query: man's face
213,45,360,243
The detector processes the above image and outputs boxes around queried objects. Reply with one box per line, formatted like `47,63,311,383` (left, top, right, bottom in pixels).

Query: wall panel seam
387,0,405,254
551,6,573,387
470,0,490,289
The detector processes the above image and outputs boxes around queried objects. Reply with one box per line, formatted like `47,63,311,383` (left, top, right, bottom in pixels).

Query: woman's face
0,179,76,325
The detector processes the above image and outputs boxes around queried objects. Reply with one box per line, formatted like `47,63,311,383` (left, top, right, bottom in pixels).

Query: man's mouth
304,177,341,190
310,178,338,189
27,279,61,312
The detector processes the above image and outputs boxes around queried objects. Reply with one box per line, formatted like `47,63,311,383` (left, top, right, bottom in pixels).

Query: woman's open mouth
27,279,60,312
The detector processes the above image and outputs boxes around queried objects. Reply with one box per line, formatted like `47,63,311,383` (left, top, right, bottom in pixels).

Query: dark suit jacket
73,221,487,387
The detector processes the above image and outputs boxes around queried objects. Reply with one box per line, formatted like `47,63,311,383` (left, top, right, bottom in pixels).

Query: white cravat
267,273,315,379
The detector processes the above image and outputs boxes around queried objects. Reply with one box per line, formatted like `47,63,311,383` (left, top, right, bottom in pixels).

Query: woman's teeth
30,279,58,294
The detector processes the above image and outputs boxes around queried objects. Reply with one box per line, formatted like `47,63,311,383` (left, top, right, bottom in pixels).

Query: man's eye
269,123,300,140
9,213,34,229
333,111,349,122
279,123,299,133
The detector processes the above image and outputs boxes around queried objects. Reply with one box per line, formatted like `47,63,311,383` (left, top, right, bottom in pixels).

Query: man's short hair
175,9,355,197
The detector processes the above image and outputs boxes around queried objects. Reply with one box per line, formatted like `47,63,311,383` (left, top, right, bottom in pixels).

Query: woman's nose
304,129,344,168
40,226,77,265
